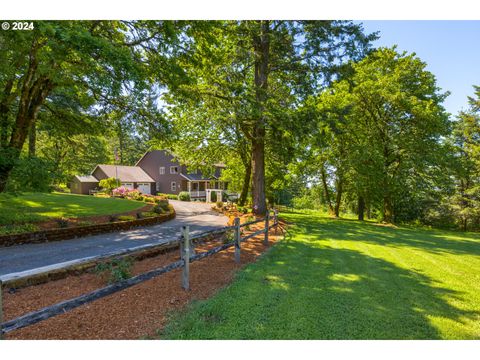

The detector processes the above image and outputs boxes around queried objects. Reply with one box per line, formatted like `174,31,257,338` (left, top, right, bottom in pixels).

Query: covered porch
184,180,227,200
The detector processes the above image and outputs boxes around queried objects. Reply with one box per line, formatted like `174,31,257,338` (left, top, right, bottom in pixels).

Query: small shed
70,175,99,195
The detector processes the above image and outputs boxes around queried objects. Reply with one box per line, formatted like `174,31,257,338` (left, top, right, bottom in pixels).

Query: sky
360,21,480,117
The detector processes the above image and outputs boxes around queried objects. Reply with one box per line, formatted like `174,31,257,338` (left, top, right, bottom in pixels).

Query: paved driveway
0,200,227,280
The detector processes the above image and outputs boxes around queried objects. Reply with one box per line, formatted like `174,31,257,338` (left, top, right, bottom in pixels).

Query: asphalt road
0,200,228,280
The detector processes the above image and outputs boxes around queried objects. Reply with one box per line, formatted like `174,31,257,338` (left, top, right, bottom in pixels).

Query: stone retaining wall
0,211,175,248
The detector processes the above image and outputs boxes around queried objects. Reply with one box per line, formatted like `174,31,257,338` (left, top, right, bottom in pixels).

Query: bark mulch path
2,223,284,340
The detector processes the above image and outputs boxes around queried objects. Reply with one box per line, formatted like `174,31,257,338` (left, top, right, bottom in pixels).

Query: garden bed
1,222,285,340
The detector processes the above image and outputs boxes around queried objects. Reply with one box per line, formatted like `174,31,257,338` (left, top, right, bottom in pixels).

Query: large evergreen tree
448,86,480,230
158,20,377,214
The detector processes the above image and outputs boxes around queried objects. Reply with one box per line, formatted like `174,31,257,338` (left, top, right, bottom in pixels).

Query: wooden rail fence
0,210,279,338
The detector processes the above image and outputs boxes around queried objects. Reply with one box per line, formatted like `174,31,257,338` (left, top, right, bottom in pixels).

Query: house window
171,181,176,192
159,167,165,175
170,166,178,174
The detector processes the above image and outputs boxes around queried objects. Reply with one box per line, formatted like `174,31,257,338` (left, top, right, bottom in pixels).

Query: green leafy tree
313,47,450,223
0,20,190,192
159,20,377,215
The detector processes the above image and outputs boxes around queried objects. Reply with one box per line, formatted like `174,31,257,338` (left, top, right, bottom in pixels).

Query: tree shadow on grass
275,243,477,338
164,237,479,339
288,213,480,256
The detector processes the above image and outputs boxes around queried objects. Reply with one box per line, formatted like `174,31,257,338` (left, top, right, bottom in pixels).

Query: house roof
180,173,218,181
136,149,226,169
94,165,155,183
74,175,99,183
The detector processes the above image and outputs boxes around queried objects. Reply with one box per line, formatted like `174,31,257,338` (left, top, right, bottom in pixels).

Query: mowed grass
0,192,145,225
162,212,480,339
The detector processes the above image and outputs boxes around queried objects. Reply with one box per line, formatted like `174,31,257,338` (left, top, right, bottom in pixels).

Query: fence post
0,280,3,340
181,226,190,291
264,210,270,246
234,217,241,264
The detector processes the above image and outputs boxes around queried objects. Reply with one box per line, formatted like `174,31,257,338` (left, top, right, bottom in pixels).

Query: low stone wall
0,211,175,248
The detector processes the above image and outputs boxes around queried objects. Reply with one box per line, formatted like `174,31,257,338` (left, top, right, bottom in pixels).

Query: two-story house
70,150,228,201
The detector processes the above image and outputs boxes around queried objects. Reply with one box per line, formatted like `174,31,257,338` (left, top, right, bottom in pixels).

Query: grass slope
162,212,480,339
0,192,145,226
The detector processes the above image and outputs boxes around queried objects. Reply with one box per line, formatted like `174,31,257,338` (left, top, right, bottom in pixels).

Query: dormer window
170,166,178,174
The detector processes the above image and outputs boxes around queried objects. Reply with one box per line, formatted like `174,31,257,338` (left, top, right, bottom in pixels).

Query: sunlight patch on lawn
328,286,354,293
329,273,361,282
19,200,43,208
264,275,290,290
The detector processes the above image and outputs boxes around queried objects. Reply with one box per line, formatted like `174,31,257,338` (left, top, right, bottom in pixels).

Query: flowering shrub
143,197,156,203
111,188,170,212
112,186,135,198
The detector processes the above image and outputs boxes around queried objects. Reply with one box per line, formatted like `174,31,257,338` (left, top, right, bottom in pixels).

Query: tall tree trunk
383,194,394,223
0,39,53,192
28,119,36,157
239,157,251,206
382,143,395,223
334,176,343,218
366,199,371,219
0,79,15,149
320,164,334,215
0,146,19,192
250,20,270,215
251,133,266,214
358,195,365,221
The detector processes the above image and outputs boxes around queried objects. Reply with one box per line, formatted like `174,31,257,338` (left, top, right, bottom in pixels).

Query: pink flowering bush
112,186,135,198
111,188,169,211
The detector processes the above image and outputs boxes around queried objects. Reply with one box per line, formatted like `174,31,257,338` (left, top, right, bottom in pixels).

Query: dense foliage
1,20,478,230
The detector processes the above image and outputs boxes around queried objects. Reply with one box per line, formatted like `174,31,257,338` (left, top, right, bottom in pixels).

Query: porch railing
188,190,206,198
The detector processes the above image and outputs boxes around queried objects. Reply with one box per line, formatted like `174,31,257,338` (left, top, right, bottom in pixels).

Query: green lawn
0,192,145,226
162,211,480,339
